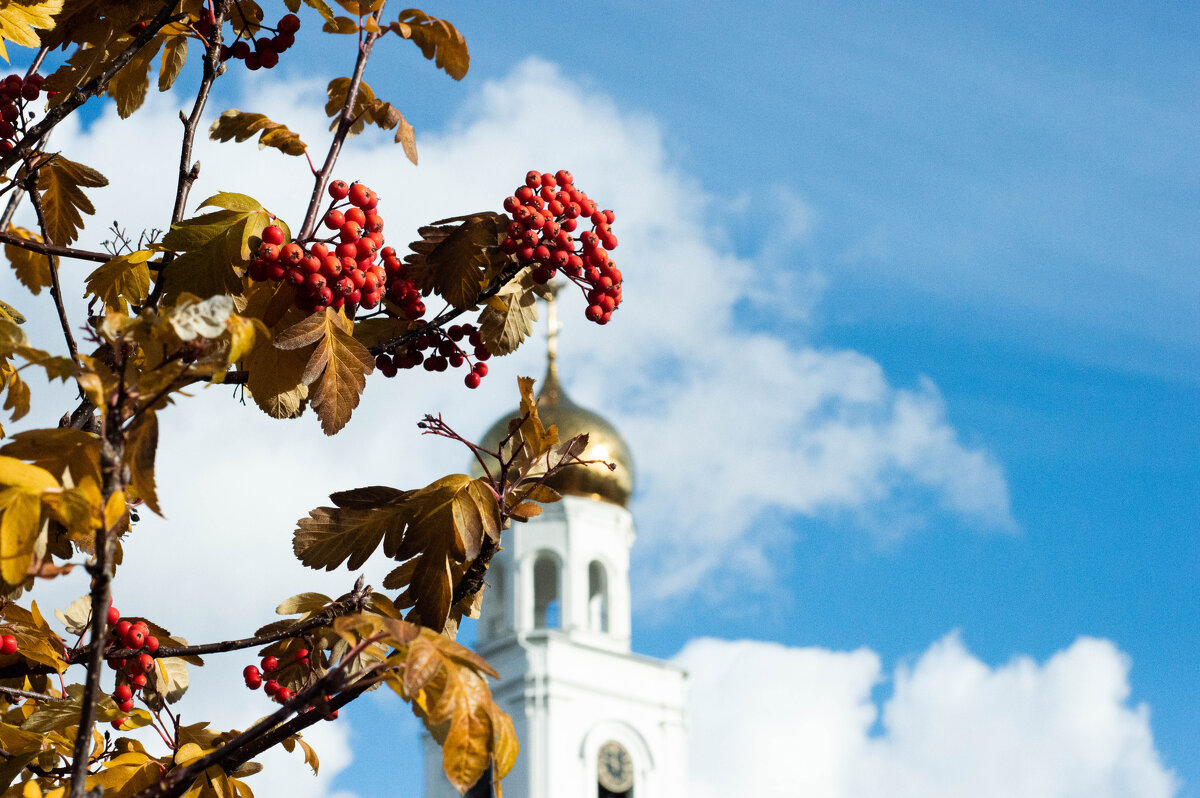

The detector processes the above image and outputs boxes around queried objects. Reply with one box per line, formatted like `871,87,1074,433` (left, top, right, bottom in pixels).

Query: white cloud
0,56,1020,794
675,635,1178,798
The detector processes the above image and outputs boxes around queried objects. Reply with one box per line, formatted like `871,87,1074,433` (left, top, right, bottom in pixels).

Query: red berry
117,698,135,713
464,372,481,389
113,684,133,702
0,634,16,655
328,180,350,200
473,362,488,377
231,41,251,59
145,636,159,653
525,170,542,188
276,687,292,702
262,225,285,246
107,605,120,625
128,673,148,689
263,680,279,697
347,182,371,208
278,13,301,34
115,620,131,639
124,628,145,649
258,49,279,69
261,655,278,672
586,304,604,322
245,673,262,690
258,242,279,261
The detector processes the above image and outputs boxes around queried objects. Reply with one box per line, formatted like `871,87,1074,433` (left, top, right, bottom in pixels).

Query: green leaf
159,204,273,301
85,250,153,313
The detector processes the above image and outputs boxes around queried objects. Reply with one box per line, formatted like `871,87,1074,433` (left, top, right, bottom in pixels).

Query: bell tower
423,295,687,797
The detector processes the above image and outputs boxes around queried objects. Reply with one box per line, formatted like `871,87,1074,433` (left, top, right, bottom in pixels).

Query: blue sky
3,3,1196,797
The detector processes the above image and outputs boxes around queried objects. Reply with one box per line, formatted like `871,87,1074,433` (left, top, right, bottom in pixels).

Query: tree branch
0,231,111,263
297,5,388,242
0,1,184,177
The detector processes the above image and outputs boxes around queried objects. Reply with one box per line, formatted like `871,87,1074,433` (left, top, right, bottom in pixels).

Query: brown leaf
36,155,109,245
125,408,160,516
389,9,469,81
293,485,409,572
210,109,308,156
424,214,507,309
395,111,417,164
277,308,374,435
158,34,188,91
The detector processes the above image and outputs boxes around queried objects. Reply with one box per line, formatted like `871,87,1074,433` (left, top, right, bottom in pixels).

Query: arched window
588,561,609,633
486,564,506,638
533,553,560,629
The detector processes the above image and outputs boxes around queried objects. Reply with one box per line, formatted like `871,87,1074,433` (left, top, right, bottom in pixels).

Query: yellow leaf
0,489,42,585
160,203,271,302
36,155,109,245
0,455,58,493
103,489,126,531
275,308,373,435
107,34,163,118
244,335,309,419
293,486,408,571
158,34,188,91
0,0,63,63
85,251,152,313
424,214,507,309
4,224,53,294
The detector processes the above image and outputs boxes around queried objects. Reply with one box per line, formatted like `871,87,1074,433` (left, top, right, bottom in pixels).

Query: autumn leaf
275,308,374,435
159,193,273,301
478,266,538,355
84,250,153,313
0,298,23,323
405,213,507,309
324,77,380,135
389,9,469,81
125,408,160,516
293,485,409,572
0,0,63,63
4,224,52,294
36,155,109,245
210,109,308,156
395,111,417,164
158,33,187,91
107,33,163,118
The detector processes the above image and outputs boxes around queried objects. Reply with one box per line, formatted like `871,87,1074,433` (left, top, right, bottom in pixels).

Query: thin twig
26,183,80,364
297,4,388,241
0,1,184,176
0,231,111,263
0,685,70,703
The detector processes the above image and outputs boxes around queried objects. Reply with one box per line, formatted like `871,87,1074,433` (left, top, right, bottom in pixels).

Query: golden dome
472,359,635,508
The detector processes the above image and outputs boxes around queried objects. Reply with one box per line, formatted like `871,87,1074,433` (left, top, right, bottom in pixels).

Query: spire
541,283,564,403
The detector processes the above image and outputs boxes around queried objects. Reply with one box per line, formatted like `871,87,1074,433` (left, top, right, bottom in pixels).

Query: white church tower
423,300,688,798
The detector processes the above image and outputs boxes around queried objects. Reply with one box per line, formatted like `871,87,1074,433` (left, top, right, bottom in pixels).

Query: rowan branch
297,4,388,241
0,685,70,703
0,231,111,263
131,633,385,798
0,1,184,177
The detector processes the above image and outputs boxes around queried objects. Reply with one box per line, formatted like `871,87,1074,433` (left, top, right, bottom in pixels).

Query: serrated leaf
108,33,163,118
0,299,24,323
85,251,152,313
125,408,160,516
395,111,417,164
390,9,469,81
0,0,63,63
160,204,271,301
425,214,507,309
159,34,188,91
4,224,52,294
325,77,378,135
36,155,109,246
210,110,308,156
478,267,537,355
293,486,408,572
244,333,309,419
276,308,373,435
197,192,266,214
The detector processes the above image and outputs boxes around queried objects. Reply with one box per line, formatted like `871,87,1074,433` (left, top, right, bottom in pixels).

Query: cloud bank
676,635,1178,798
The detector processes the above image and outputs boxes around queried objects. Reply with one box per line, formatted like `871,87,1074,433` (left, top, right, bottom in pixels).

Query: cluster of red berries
501,170,623,325
248,180,425,319
188,12,301,71
242,647,337,720
376,322,490,388
104,603,160,715
0,72,42,153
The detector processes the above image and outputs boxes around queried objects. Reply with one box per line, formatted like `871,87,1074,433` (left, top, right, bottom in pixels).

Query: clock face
597,740,633,792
